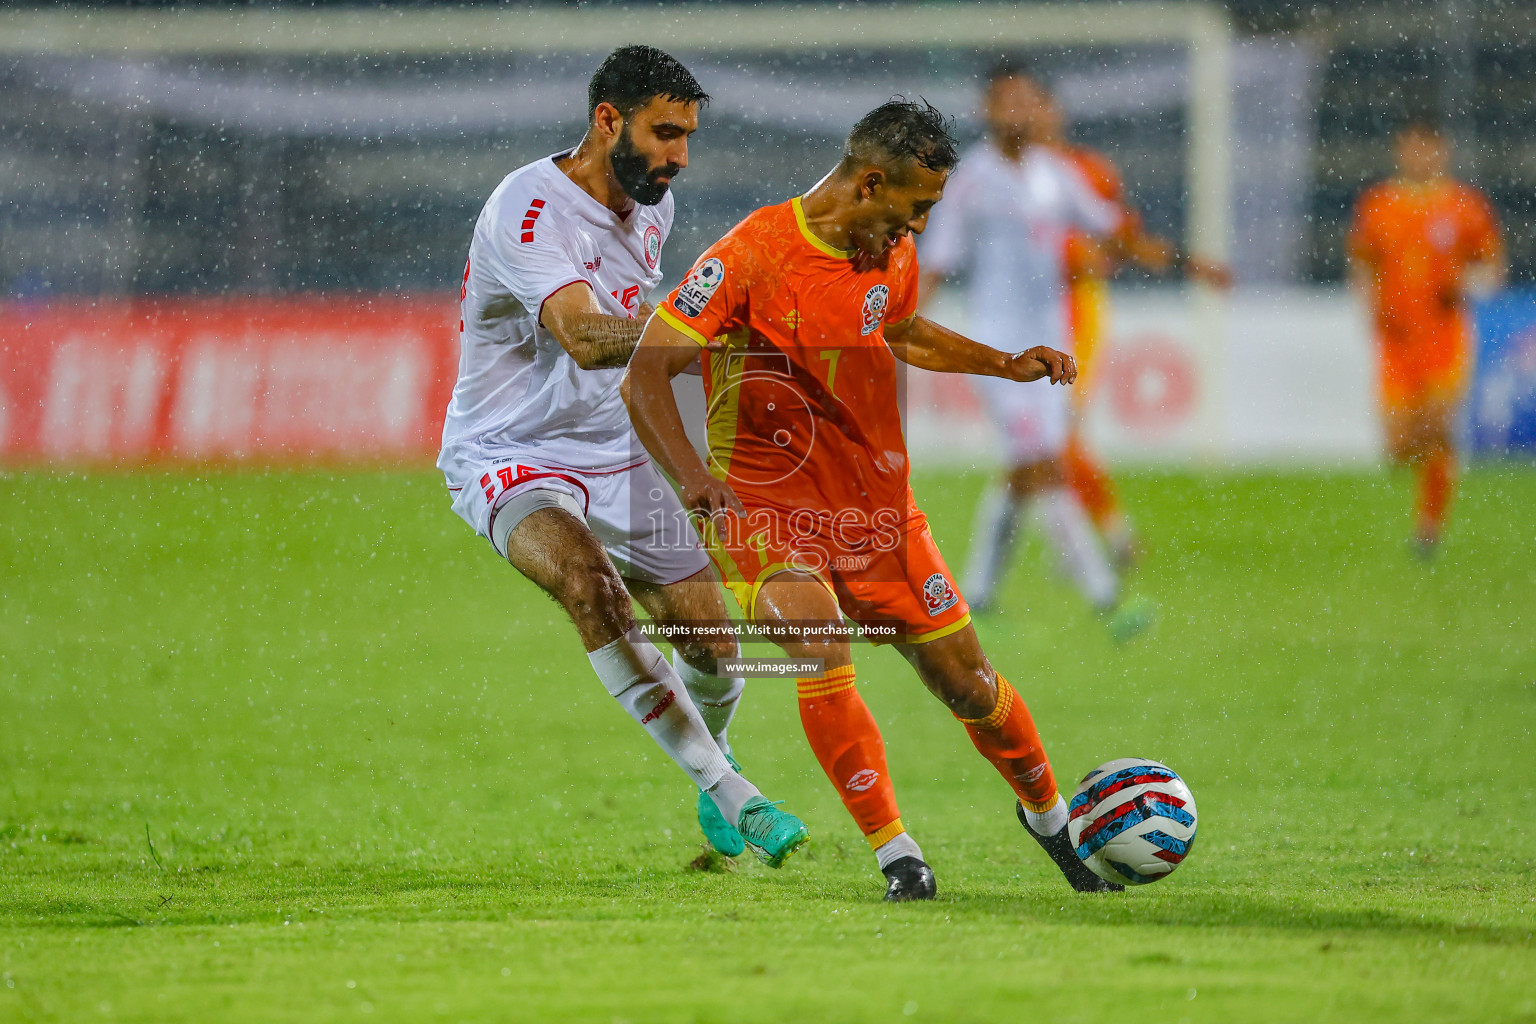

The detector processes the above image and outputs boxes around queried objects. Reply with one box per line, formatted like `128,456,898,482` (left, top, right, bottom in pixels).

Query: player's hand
678,470,746,519
1007,346,1076,385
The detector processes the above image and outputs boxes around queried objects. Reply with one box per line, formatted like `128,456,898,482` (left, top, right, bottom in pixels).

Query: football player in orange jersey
1348,121,1504,556
624,100,1123,901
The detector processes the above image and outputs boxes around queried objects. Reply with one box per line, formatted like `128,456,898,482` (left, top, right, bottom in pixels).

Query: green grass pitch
2,464,1534,1023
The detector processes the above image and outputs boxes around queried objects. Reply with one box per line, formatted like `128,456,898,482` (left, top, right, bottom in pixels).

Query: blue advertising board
1473,290,1536,455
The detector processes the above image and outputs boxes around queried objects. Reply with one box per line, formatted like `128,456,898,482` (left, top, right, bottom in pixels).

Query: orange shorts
701,492,971,645
1377,330,1471,411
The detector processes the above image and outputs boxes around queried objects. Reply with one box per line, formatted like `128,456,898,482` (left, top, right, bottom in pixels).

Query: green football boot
736,796,810,868
697,753,746,857
1106,595,1156,645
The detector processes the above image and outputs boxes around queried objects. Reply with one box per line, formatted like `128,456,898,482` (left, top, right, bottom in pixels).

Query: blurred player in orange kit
1348,121,1505,556
623,99,1123,901
1057,142,1230,569
920,62,1224,639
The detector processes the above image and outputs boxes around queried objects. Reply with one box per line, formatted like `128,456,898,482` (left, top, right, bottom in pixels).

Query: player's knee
914,645,995,718
1008,459,1060,496
945,666,998,719
559,564,630,628
677,636,735,675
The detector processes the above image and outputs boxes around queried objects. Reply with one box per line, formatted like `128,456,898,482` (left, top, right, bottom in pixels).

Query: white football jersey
438,152,670,479
920,141,1122,353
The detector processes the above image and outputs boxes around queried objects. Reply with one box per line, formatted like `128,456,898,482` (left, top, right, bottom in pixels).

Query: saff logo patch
674,257,724,318
643,224,661,270
922,572,959,616
860,284,889,335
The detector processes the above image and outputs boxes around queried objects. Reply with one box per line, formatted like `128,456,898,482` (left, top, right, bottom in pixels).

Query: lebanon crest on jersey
860,284,890,335
644,224,661,269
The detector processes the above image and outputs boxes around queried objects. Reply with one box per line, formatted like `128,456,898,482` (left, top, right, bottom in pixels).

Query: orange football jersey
1061,145,1138,283
1348,179,1501,347
656,197,920,533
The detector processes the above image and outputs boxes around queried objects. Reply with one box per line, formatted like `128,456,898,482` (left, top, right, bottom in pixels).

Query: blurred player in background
438,46,807,867
1348,121,1505,557
625,100,1121,901
919,62,1155,640
1057,135,1230,570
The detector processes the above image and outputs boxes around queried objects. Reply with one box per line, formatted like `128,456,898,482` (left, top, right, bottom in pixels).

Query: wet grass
1,464,1534,1023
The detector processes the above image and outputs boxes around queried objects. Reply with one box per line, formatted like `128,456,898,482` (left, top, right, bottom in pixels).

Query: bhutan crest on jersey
922,572,959,616
860,284,889,335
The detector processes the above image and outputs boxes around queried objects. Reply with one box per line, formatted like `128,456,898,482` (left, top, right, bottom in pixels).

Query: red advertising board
0,296,460,465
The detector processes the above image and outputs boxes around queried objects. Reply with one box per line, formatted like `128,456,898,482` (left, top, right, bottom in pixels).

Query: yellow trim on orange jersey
792,196,855,259
654,304,711,347
705,344,747,481
740,561,836,621
892,612,972,647
1070,276,1111,395
865,818,906,849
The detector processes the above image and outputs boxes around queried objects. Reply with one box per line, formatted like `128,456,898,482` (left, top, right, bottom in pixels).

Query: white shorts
446,453,709,585
974,374,1072,465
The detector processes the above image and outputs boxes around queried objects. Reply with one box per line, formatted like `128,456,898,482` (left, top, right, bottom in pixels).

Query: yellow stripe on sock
956,677,1015,730
1019,791,1060,815
865,817,906,849
796,665,856,699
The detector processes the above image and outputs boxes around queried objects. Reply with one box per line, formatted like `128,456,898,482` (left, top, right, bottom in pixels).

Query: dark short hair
842,98,960,178
587,45,709,120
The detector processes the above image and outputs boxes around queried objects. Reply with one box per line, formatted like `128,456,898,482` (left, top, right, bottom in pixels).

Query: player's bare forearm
887,315,1008,375
556,311,645,369
541,282,650,370
887,316,1076,385
621,322,745,517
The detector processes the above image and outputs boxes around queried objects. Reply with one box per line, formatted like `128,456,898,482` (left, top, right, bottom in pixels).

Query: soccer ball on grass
1067,758,1197,886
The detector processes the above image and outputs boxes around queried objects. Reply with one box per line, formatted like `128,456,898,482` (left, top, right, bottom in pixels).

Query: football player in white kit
920,62,1153,641
439,46,808,866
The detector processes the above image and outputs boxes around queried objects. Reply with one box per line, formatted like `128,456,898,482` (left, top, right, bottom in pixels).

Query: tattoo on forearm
566,313,645,368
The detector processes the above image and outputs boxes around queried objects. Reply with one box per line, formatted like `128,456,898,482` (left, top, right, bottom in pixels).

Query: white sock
1102,514,1135,561
1023,793,1069,836
874,831,924,870
1031,487,1119,611
672,648,744,757
589,626,749,815
704,772,758,827
964,482,1022,607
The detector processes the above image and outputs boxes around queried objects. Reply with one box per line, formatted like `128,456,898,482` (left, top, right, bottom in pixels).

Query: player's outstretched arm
886,315,1076,385
621,321,745,517
540,281,652,370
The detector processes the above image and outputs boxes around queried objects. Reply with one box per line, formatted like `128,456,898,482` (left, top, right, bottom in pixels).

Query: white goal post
1,2,1233,265
3,2,1237,458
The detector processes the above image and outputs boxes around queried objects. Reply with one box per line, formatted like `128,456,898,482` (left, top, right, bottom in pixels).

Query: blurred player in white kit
438,46,808,866
920,60,1153,641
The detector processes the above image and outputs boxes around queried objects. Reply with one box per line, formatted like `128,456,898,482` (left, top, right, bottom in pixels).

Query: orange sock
1064,435,1120,532
796,666,905,848
955,675,1058,813
1415,450,1456,540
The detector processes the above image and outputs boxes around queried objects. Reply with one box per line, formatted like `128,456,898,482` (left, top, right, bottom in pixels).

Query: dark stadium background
2,0,1528,299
